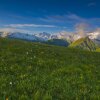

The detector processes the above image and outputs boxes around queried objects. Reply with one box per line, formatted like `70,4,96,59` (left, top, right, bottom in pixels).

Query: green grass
0,38,100,100
69,37,96,51
96,48,100,52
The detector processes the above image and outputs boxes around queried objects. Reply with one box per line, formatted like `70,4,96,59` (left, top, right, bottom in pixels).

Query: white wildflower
34,56,36,58
26,52,29,55
30,50,33,52
30,57,33,60
10,82,12,85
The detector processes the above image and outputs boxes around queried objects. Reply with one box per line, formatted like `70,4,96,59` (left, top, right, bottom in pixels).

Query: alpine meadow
0,38,100,99
0,0,100,100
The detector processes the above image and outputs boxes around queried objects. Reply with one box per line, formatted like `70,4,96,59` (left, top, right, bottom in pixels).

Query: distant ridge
46,39,69,46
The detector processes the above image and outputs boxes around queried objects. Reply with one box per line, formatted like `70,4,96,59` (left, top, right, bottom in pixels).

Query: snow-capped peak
1,30,100,43
88,32,100,40
0,32,10,37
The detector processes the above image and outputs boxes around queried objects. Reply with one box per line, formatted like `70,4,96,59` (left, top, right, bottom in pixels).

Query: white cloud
75,23,89,36
0,28,32,33
0,28,15,32
40,13,100,26
5,24,56,28
40,14,86,24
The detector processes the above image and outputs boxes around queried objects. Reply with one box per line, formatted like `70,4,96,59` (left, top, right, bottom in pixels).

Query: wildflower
30,50,33,52
41,52,44,54
34,56,36,58
26,52,29,55
30,57,33,60
10,82,12,85
6,97,8,100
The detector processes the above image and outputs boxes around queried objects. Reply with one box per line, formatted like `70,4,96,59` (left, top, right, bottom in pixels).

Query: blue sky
0,0,100,33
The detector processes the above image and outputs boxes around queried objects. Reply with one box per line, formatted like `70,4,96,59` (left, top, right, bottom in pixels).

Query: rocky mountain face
69,37,96,51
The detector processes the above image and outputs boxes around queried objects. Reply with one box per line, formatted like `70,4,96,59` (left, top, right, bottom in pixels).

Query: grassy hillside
96,48,100,52
69,37,96,51
0,38,100,100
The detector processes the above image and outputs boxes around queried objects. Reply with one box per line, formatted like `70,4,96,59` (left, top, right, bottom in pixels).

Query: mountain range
0,31,100,51
0,31,74,41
